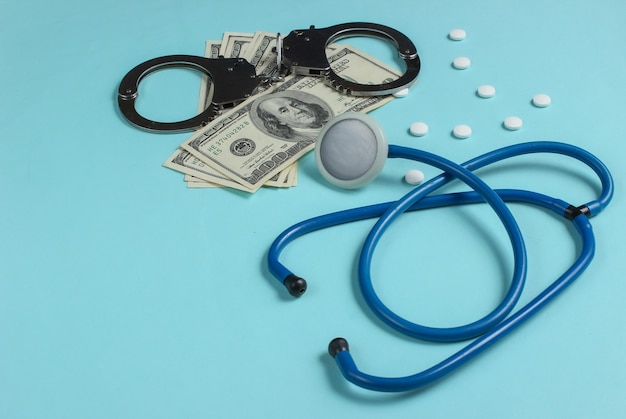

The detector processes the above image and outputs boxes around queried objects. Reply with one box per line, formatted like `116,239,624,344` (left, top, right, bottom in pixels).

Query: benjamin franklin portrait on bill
250,91,334,142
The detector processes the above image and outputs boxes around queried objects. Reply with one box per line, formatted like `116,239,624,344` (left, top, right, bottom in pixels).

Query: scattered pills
504,116,523,130
409,121,429,137
453,56,471,70
449,29,467,41
477,84,496,98
453,124,472,139
532,93,552,108
393,88,410,98
405,169,425,185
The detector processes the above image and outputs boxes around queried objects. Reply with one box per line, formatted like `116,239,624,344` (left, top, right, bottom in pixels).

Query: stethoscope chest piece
315,112,388,189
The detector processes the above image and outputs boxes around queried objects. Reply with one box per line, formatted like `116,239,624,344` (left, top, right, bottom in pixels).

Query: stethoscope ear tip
328,337,350,358
284,274,307,297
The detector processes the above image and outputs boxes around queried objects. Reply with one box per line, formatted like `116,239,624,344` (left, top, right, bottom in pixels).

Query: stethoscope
267,112,614,392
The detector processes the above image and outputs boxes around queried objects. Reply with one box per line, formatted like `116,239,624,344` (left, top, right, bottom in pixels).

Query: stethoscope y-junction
267,112,614,392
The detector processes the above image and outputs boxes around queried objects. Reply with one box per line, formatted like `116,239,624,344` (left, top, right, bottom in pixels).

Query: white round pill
409,122,429,137
405,169,425,185
533,93,552,108
504,116,523,130
449,29,467,41
453,124,472,139
393,88,410,98
477,84,496,98
453,56,471,70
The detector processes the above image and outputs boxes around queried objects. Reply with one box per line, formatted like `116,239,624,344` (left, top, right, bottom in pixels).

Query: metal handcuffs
117,22,421,133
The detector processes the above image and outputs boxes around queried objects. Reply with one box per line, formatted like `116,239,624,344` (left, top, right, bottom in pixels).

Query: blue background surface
1,0,625,417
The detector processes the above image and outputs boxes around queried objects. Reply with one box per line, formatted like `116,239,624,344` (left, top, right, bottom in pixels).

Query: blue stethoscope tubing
267,141,613,392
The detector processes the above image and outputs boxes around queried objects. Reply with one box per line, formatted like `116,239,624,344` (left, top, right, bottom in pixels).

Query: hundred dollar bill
278,162,298,187
164,145,294,190
177,44,400,192
184,161,298,189
164,148,254,192
245,31,281,82
184,174,220,188
220,32,254,58
206,40,222,59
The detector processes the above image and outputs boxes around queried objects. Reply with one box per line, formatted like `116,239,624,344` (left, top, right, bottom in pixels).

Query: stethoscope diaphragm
315,112,388,189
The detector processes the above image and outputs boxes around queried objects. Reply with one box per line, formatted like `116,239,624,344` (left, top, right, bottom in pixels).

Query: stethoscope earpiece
315,112,388,189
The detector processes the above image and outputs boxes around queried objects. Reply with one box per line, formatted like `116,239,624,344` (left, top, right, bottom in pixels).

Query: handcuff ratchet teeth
117,22,420,133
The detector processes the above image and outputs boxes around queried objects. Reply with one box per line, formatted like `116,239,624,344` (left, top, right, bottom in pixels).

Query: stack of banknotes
163,31,402,192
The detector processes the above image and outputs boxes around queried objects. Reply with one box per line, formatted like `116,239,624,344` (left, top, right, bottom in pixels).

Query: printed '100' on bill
179,45,401,192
